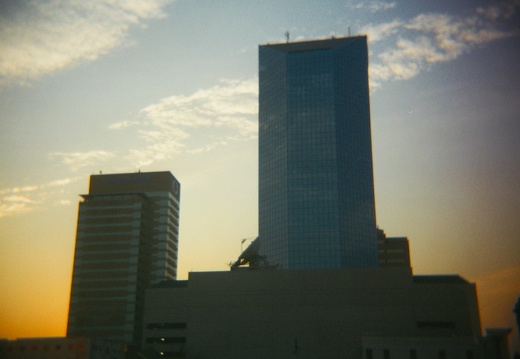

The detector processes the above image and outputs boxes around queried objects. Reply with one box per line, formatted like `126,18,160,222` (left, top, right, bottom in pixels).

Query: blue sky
1,0,519,347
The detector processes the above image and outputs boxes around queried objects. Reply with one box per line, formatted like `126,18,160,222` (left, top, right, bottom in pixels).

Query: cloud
0,200,34,218
47,78,258,170
49,150,115,172
9,185,39,194
113,77,259,167
362,20,401,42
363,3,520,90
0,177,78,217
0,0,172,87
47,178,74,187
108,120,140,130
3,195,35,204
348,0,396,13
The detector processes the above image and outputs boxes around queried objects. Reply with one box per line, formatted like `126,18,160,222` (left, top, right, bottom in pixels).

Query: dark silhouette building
377,228,411,268
142,268,485,359
67,171,180,345
515,297,520,341
258,36,378,269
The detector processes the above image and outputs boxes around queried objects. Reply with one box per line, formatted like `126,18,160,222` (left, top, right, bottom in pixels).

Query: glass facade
259,36,378,269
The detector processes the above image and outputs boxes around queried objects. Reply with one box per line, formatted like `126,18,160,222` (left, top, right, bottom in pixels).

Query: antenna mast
285,31,290,43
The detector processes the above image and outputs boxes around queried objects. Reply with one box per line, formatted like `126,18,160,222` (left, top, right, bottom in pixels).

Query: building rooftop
87,171,180,196
413,275,469,284
261,35,366,53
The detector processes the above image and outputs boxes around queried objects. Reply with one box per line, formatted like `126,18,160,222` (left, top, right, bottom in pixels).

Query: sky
0,0,519,350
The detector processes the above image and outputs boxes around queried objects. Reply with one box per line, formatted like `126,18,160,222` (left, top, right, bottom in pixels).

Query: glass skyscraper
67,171,180,344
258,36,378,269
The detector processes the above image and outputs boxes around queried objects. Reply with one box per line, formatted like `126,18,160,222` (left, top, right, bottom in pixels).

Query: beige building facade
142,267,487,359
67,171,181,345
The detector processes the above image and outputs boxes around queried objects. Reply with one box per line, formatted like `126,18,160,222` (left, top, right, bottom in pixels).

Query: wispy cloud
47,178,74,187
360,20,401,43
49,150,116,172
0,197,35,217
108,120,140,130
111,77,258,167
0,0,173,87
347,0,396,13
363,3,520,90
0,177,78,217
46,78,258,171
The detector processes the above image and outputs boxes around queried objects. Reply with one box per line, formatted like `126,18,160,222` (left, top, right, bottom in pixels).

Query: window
417,321,455,329
147,322,187,330
146,337,186,344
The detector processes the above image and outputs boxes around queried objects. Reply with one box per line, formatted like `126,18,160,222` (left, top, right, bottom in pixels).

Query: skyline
1,0,519,350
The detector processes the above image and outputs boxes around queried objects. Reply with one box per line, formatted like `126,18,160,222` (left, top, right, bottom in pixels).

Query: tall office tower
67,171,180,345
259,36,378,269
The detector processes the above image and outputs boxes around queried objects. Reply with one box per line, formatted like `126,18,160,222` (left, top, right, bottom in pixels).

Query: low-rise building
142,267,495,359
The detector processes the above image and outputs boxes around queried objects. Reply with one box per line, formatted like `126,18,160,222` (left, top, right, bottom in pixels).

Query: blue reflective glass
259,37,378,269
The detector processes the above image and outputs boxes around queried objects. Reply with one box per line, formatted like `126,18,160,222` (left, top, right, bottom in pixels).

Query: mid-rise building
258,36,378,269
67,171,180,345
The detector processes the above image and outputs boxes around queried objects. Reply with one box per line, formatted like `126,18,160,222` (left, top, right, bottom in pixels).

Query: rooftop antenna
348,26,351,37
285,31,290,43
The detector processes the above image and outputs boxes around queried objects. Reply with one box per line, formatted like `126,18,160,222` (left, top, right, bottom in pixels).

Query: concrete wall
143,268,482,359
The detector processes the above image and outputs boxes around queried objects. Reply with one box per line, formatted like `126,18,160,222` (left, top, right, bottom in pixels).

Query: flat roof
260,35,366,53
413,275,469,284
88,171,180,196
